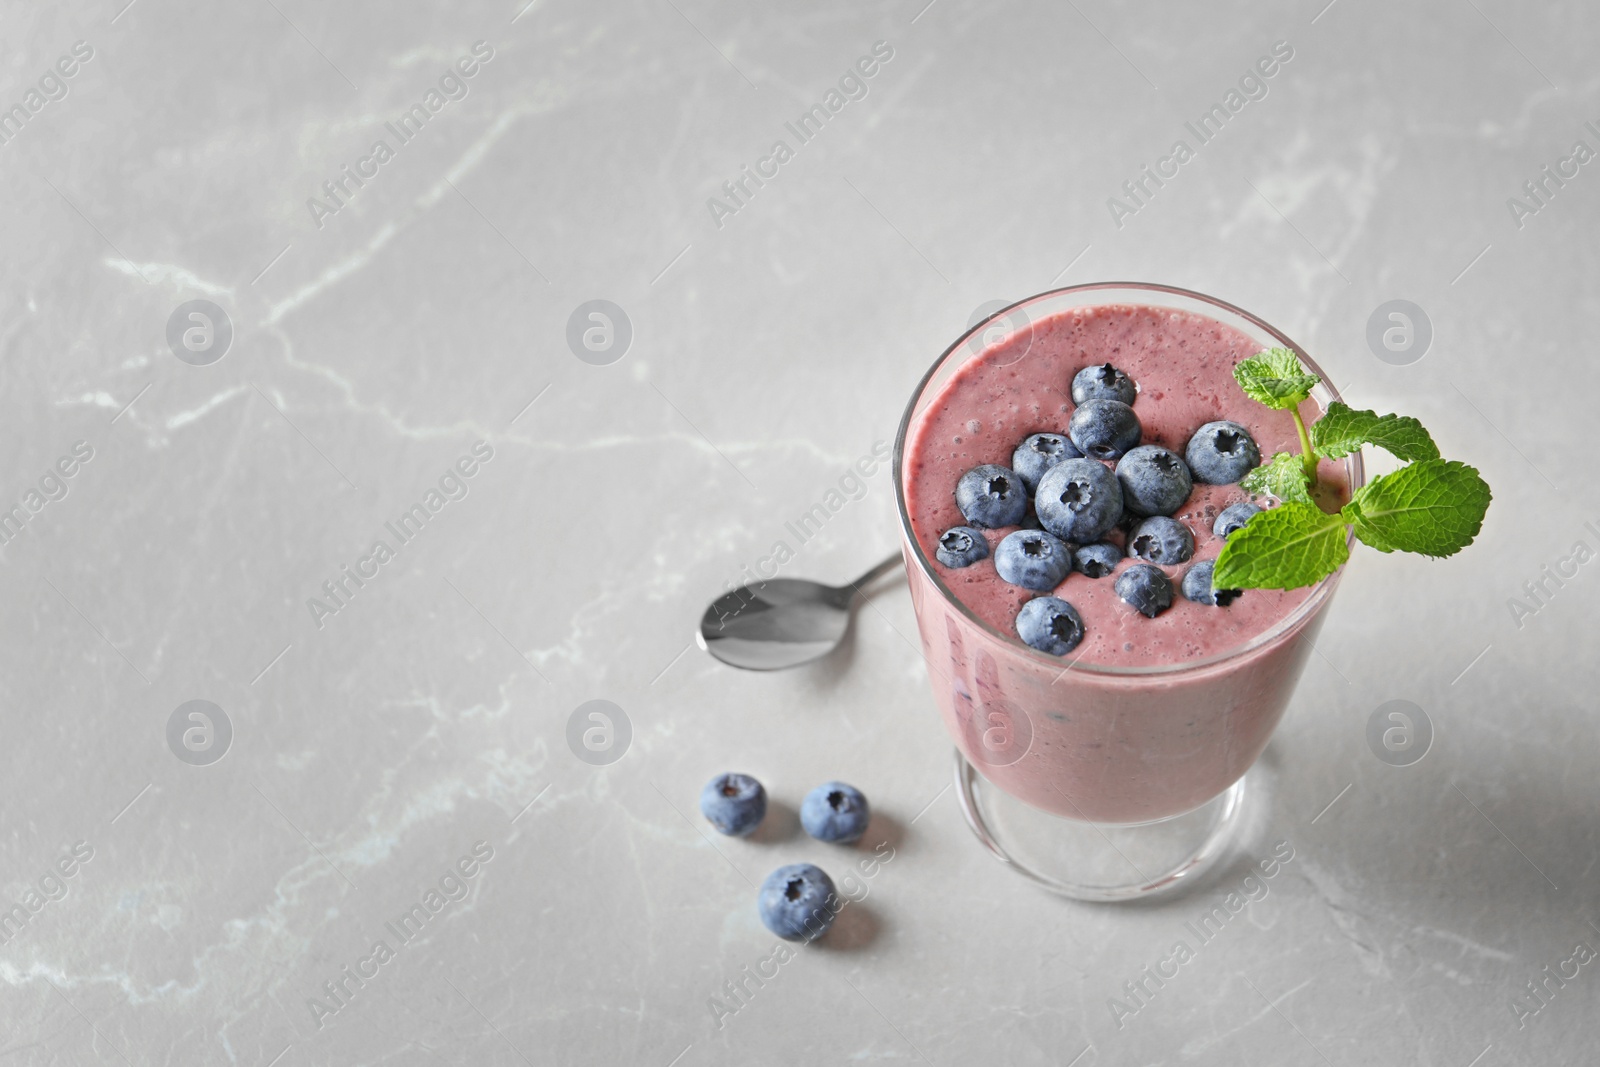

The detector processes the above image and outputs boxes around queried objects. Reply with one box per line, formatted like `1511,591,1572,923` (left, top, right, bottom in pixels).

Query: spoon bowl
697,555,903,671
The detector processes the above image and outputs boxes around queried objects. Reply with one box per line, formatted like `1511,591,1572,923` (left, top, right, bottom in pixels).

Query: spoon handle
842,552,904,595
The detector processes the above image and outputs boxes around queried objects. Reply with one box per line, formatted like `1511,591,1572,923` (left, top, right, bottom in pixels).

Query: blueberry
1213,501,1262,541
1185,421,1261,484
758,863,839,942
1071,363,1137,405
699,773,767,837
1068,400,1142,460
1114,564,1173,618
954,464,1027,529
800,782,870,843
1015,595,1085,656
936,526,989,568
1012,432,1082,492
1116,445,1193,517
994,530,1074,591
1127,516,1195,565
1181,560,1242,607
1035,458,1124,543
1073,542,1122,579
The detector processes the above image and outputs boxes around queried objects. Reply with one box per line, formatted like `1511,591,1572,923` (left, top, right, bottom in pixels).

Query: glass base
954,751,1246,902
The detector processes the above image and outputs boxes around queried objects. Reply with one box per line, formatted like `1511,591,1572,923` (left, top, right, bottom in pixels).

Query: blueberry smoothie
897,298,1354,822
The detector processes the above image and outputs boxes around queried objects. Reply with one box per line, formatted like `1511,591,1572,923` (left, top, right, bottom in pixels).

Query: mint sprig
1233,349,1320,480
1214,350,1491,590
1310,402,1439,463
1239,451,1312,504
1233,348,1321,409
1341,459,1491,556
1212,502,1349,590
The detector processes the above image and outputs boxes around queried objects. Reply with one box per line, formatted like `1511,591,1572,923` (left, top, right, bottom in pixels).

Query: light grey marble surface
1,0,1596,1063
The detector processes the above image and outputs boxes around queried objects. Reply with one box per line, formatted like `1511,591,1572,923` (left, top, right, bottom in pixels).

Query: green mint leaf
1232,348,1321,410
1341,459,1491,557
1240,451,1312,503
1310,401,1440,462
1212,501,1350,590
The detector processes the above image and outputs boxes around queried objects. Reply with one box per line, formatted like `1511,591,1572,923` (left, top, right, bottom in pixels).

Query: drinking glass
892,283,1363,901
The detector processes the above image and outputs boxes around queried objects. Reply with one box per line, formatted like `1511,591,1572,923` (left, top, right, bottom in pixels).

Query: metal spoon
696,554,904,670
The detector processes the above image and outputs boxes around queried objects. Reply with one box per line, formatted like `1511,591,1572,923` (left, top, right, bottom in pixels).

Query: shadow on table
748,798,801,845
821,897,881,951
1110,732,1600,932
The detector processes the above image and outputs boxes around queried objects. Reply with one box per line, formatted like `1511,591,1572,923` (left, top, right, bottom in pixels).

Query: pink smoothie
900,301,1352,822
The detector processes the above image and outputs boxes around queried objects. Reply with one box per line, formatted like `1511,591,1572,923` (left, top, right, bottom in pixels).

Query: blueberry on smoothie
1114,564,1174,618
955,464,1027,529
1116,445,1193,517
1185,421,1260,484
1073,542,1123,579
1213,501,1262,541
1012,432,1081,492
1068,400,1142,460
758,863,839,941
800,782,870,844
1181,560,1241,607
1035,458,1124,543
936,526,989,568
1071,363,1137,406
1127,516,1195,565
1015,595,1085,656
699,772,767,837
994,530,1074,591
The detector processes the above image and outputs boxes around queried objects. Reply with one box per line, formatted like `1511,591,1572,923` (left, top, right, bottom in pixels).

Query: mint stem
1289,403,1316,483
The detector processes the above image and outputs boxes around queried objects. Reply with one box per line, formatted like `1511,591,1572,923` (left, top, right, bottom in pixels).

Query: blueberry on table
1015,595,1086,656
936,526,989,569
1068,400,1142,460
1073,542,1122,579
1116,445,1194,517
1181,560,1241,607
955,464,1028,529
1213,501,1262,541
1071,363,1137,405
994,530,1074,591
1012,432,1082,492
1115,564,1174,618
699,773,767,837
800,782,870,844
758,863,839,941
1185,421,1261,484
1127,516,1195,565
1035,458,1124,543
